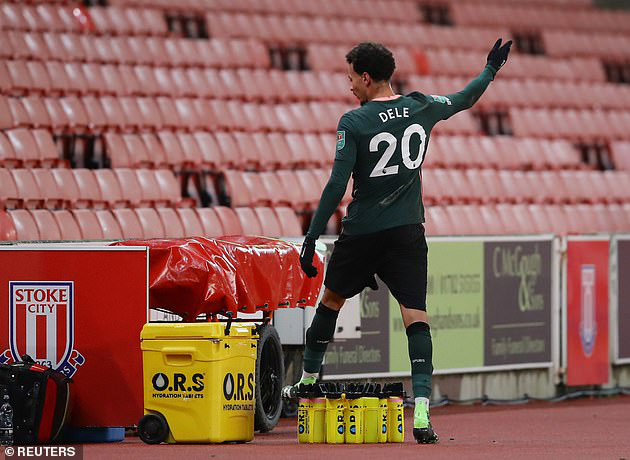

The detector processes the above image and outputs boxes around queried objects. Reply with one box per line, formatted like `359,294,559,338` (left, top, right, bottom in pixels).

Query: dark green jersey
306,65,497,239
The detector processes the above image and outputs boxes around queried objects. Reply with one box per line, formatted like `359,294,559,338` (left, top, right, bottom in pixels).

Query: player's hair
345,42,396,82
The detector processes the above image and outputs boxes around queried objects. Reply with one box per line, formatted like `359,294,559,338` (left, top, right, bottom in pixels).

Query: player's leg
400,305,437,443
376,224,438,443
283,233,376,397
300,288,345,385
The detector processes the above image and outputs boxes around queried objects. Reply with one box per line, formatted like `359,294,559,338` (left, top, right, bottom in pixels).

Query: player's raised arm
299,115,357,277
430,38,512,120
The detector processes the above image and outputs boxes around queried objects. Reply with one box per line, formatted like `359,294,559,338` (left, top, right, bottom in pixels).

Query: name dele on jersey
378,107,410,123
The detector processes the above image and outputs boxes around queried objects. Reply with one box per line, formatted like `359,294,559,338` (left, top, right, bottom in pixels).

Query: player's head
345,42,396,104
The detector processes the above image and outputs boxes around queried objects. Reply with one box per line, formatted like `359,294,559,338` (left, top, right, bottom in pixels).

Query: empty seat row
206,11,508,51
424,203,630,236
543,30,630,60
0,3,83,33
451,3,630,34
510,108,630,141
218,168,351,210
422,169,630,206
424,136,581,170
0,205,303,241
424,49,607,82
308,44,606,82
2,30,270,68
0,60,353,103
199,0,421,23
0,128,60,168
105,131,335,170
0,167,186,210
408,75,630,111
82,6,168,36
0,94,351,136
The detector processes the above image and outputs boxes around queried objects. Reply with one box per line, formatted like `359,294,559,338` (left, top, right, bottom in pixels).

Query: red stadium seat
424,206,454,235
175,132,203,169
221,170,252,207
154,169,184,207
0,168,20,209
113,169,142,208
82,95,108,133
275,170,306,210
253,207,282,237
51,210,81,241
72,209,104,240
259,171,290,207
6,60,33,96
26,61,51,95
156,208,185,238
104,132,132,168
18,97,51,131
134,208,165,239
241,172,270,207
294,170,321,208
99,97,127,133
29,209,61,241
72,169,105,209
0,131,19,168
111,208,143,239
234,207,262,235
444,205,478,235
10,169,42,209
213,206,243,235
176,208,204,237
0,96,14,131
31,129,58,167
157,131,187,169
50,168,81,208
273,206,303,237
30,168,63,209
478,205,506,234
8,98,30,129
192,132,224,171
8,209,40,241
6,129,40,167
122,133,152,168
134,169,163,207
196,208,225,237
93,169,125,208
0,210,17,241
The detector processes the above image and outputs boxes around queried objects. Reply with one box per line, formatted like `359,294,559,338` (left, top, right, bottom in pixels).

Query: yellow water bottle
345,393,364,444
387,383,405,443
311,394,326,443
297,396,311,443
325,390,345,444
362,383,379,444
378,388,388,443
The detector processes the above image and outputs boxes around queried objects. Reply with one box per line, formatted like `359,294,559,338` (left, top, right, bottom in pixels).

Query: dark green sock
406,321,433,399
303,303,339,373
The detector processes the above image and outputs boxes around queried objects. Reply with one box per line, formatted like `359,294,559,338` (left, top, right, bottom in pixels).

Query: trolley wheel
254,324,284,433
138,413,169,444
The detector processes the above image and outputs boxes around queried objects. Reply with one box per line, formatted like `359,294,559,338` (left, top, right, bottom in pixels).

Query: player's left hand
486,38,513,72
300,237,318,278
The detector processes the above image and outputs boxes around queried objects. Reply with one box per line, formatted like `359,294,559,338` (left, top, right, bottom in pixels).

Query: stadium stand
1,0,630,242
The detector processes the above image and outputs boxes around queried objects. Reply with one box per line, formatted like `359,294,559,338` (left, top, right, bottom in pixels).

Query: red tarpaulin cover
112,236,323,320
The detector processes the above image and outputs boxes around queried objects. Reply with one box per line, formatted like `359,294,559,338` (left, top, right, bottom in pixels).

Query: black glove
300,237,318,278
486,38,512,73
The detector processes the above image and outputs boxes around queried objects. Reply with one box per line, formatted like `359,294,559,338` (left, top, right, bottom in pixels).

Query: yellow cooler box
138,322,258,444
